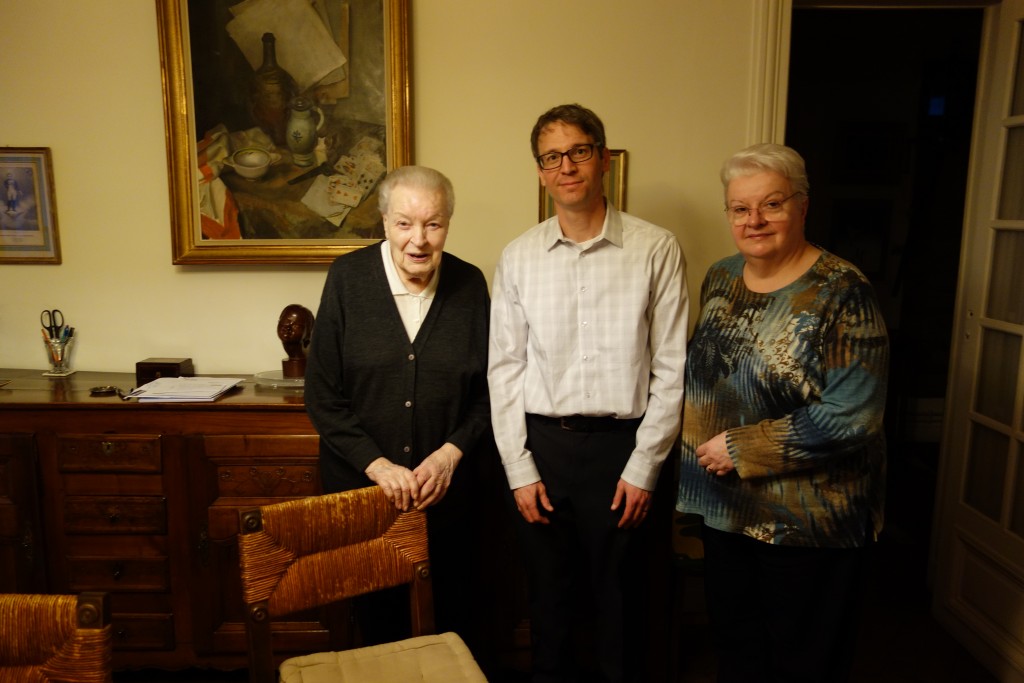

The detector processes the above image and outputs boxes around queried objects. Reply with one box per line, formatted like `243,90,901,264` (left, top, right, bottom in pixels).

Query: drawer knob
101,441,115,456
111,563,124,581
106,508,121,524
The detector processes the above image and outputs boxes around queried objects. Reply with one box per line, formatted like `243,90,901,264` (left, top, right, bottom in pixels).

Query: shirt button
403,446,411,453
581,321,588,327
408,353,415,360
582,355,589,361
404,400,412,408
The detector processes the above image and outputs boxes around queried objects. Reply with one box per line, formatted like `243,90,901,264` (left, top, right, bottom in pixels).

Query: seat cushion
279,632,487,683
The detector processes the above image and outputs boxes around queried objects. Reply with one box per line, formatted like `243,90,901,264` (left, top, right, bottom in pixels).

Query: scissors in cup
41,308,64,339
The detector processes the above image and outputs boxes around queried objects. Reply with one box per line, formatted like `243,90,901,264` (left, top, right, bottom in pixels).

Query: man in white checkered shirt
488,103,688,683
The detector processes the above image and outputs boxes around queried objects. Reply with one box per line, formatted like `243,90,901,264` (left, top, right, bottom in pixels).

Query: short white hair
378,165,455,216
720,143,810,200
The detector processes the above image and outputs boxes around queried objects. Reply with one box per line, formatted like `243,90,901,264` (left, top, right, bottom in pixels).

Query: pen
42,329,58,364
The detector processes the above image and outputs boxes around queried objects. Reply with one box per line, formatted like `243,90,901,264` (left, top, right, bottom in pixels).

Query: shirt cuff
503,456,542,490
621,457,660,491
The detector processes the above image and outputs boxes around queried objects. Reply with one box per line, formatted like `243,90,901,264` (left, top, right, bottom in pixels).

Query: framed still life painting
156,0,410,264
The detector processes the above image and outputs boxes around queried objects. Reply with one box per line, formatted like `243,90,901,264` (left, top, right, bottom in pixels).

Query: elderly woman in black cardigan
305,165,491,649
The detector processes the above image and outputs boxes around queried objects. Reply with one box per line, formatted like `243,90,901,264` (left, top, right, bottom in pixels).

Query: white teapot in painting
285,96,325,167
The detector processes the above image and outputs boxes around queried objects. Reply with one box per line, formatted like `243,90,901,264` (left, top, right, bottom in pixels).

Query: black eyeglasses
536,143,599,170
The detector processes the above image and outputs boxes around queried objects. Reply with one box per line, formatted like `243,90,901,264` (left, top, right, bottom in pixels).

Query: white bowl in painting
225,148,280,180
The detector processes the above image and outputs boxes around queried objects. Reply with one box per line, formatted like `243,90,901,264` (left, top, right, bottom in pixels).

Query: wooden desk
0,369,334,671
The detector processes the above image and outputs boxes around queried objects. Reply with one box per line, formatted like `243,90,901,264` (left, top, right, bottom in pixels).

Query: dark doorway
785,4,982,602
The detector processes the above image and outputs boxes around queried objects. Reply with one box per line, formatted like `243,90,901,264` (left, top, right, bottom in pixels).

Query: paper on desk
128,377,244,402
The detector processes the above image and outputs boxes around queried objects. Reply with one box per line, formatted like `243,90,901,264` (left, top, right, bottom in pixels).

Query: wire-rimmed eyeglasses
725,192,803,225
536,143,598,170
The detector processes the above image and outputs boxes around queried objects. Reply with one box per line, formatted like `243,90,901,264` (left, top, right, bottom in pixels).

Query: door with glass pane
932,1,1024,679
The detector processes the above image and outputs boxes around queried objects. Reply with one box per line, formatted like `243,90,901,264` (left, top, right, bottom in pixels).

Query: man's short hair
530,103,607,158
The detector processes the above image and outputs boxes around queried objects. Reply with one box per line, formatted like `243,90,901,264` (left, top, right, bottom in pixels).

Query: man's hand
365,457,420,511
513,481,554,524
611,479,652,529
413,443,463,510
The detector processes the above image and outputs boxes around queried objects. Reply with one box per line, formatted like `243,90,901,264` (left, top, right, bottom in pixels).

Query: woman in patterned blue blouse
676,143,889,682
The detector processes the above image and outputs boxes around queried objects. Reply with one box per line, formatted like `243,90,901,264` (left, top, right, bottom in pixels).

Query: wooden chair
238,485,487,683
0,591,112,683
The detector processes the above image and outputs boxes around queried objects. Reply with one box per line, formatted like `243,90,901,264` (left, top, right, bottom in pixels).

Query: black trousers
516,415,647,683
701,524,869,683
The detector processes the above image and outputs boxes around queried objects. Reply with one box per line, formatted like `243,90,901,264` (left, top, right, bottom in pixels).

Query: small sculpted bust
277,304,315,378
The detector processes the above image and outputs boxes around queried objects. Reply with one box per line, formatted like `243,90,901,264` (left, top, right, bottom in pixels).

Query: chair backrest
237,486,435,682
0,591,112,683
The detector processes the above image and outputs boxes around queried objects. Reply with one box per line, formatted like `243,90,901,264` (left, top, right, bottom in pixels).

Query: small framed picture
0,147,61,265
539,148,627,222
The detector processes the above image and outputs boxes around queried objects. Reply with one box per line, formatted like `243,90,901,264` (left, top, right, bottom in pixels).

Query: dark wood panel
64,496,168,535
186,433,333,658
111,613,176,651
68,556,170,592
0,432,46,592
57,435,162,473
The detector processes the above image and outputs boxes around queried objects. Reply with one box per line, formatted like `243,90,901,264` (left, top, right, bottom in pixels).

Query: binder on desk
127,376,244,402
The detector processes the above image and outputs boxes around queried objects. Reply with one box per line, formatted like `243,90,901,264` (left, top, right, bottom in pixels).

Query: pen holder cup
43,337,74,376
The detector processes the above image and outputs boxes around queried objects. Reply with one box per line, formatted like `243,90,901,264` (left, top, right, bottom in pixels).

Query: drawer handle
20,523,34,566
101,441,115,456
115,628,129,641
111,563,124,581
106,507,122,525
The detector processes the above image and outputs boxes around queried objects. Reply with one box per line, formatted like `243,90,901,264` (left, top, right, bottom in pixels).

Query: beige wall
0,0,755,375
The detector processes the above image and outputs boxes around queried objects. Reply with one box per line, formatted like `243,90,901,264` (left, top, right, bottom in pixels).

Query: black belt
527,413,643,433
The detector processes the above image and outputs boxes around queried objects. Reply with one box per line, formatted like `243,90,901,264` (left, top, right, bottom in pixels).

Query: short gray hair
720,143,810,200
378,165,455,217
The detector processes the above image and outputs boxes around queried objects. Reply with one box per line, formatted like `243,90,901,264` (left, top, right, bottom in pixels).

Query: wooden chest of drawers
0,368,534,677
0,369,325,671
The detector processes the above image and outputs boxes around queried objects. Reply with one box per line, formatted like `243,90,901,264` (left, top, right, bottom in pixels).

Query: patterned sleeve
727,273,889,478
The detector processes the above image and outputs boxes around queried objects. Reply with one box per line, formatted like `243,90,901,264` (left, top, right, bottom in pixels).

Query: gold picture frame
0,147,61,265
156,0,410,265
539,149,627,222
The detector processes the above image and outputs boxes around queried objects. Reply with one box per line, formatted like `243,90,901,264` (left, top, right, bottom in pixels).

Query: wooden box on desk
136,357,194,385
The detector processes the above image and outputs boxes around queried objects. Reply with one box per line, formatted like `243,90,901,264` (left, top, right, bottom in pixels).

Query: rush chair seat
237,485,487,683
0,591,112,683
